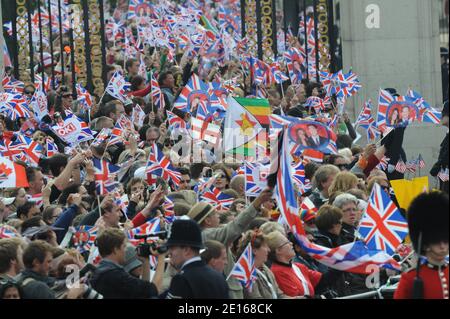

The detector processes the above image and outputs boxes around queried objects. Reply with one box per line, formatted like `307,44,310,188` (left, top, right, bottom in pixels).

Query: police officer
166,219,229,299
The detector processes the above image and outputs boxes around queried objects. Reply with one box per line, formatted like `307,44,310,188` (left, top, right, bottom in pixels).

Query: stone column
340,0,445,183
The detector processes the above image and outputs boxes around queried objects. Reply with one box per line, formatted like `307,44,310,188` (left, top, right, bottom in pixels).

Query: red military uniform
394,261,449,299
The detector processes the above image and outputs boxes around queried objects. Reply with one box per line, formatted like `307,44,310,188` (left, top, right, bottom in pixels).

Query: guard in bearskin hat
394,192,449,299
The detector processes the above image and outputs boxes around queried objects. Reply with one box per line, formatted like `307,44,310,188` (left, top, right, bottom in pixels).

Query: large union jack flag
358,183,408,256
93,158,120,195
145,143,181,186
227,243,258,290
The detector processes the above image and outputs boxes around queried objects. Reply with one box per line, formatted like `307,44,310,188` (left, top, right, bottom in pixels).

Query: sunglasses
24,90,35,95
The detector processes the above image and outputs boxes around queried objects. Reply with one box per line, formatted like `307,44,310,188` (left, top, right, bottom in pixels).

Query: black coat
431,133,449,193
90,259,158,299
167,259,229,299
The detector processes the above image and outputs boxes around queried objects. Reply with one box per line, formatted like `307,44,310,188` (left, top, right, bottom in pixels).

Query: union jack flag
0,92,30,120
93,158,120,195
227,243,258,290
46,139,58,158
2,76,24,94
150,72,165,110
76,84,93,111
292,160,311,195
26,193,43,209
72,226,98,254
284,47,303,85
276,131,400,273
0,225,20,239
270,62,289,84
145,143,181,186
127,217,161,240
173,73,210,115
245,162,269,197
422,108,441,124
200,187,234,211
358,183,408,255
105,20,125,40
376,156,390,171
367,121,380,142
91,128,112,147
14,134,43,166
320,70,361,99
304,96,325,114
105,71,131,103
166,110,187,130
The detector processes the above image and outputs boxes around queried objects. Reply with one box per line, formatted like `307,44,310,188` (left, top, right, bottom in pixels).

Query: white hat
42,52,56,68
134,166,147,179
1,197,15,206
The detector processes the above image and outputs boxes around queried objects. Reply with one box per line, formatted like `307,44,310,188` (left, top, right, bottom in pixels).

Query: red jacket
270,261,322,297
394,262,449,299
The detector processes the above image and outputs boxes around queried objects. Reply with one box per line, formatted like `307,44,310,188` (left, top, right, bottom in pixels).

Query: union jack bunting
145,143,181,186
227,243,258,290
358,183,408,255
72,226,98,254
244,161,270,197
200,187,234,211
105,71,131,103
93,158,120,195
173,73,210,114
127,217,161,240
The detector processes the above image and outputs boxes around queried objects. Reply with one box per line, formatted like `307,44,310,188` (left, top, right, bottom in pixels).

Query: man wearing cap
187,188,273,299
166,219,229,299
430,101,449,194
394,192,449,299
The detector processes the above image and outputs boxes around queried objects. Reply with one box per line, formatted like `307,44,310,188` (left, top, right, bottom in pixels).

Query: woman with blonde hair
328,171,359,198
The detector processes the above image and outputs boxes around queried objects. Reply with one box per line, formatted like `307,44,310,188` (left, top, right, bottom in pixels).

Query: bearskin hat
407,191,449,253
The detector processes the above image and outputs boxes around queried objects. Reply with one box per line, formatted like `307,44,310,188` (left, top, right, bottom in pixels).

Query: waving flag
150,72,165,110
0,92,30,120
2,76,24,94
358,183,408,255
438,168,449,182
167,110,187,130
292,160,311,195
0,157,29,188
395,159,407,174
320,70,361,99
46,139,58,158
127,217,161,240
376,156,390,171
355,100,375,129
76,84,93,111
105,71,131,103
131,104,146,128
173,73,210,114
72,226,98,254
405,160,418,173
245,162,270,197
145,143,181,186
91,128,111,147
0,225,20,239
200,187,234,211
417,154,425,169
14,134,43,166
93,158,120,195
284,47,303,85
304,97,325,114
51,114,93,145
227,243,258,290
422,108,441,124
29,87,49,121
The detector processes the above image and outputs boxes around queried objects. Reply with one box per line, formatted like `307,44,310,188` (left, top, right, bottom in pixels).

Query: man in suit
430,101,449,193
166,219,230,299
307,125,327,148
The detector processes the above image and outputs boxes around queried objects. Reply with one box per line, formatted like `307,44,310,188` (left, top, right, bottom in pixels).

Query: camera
135,231,168,257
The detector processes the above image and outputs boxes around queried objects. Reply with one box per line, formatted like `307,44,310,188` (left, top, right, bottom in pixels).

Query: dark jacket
341,223,358,244
431,132,449,193
53,204,79,244
90,259,158,299
167,258,229,299
15,269,56,299
308,189,327,209
383,127,407,181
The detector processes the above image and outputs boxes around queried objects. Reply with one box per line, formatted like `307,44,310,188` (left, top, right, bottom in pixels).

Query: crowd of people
0,0,449,300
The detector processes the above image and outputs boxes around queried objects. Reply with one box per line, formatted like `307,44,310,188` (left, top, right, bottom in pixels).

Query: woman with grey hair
331,193,360,243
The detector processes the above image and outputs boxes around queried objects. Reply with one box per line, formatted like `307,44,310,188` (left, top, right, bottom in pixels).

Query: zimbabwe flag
234,97,271,129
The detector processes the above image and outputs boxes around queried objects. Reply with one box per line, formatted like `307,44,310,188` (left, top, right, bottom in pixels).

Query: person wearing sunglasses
211,165,231,191
177,167,192,191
